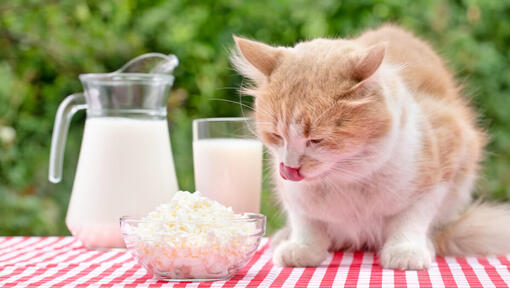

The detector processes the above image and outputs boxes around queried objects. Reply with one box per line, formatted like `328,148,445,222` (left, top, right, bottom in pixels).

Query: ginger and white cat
231,24,510,270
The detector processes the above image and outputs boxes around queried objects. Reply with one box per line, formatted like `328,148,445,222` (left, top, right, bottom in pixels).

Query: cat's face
232,37,393,182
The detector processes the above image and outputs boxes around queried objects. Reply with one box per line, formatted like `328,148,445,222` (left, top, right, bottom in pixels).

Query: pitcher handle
49,93,87,183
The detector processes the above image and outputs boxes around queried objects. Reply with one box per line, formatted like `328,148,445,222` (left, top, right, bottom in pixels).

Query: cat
230,24,510,270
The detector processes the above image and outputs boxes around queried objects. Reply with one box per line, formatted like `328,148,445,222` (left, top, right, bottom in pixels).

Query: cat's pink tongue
279,163,304,181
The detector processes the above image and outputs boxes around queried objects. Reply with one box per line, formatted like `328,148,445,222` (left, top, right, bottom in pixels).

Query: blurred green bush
0,0,509,236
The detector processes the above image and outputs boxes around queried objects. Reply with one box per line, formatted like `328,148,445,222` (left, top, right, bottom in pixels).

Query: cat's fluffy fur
231,24,510,270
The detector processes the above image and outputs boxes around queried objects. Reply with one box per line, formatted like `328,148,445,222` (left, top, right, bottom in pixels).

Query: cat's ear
232,36,282,81
352,43,386,82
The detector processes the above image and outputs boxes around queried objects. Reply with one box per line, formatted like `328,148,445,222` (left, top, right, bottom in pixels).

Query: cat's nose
279,162,304,181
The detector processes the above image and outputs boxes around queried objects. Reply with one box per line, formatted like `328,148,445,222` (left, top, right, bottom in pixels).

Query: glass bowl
120,213,266,281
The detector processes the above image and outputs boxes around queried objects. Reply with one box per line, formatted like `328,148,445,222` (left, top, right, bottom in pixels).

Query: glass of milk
193,118,263,213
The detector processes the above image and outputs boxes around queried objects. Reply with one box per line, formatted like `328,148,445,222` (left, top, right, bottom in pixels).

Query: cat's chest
282,176,409,222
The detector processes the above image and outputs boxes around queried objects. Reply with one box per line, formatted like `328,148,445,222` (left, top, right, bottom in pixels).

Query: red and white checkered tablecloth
0,237,509,287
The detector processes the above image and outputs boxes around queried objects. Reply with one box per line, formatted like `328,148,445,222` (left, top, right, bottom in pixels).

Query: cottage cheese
123,191,261,280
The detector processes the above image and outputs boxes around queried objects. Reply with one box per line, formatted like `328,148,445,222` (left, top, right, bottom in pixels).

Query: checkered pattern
0,237,509,287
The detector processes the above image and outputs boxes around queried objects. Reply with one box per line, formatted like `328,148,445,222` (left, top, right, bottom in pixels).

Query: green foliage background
0,0,509,236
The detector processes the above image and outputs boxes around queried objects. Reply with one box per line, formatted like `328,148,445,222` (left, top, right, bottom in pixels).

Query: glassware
49,53,180,249
192,118,263,213
120,213,266,281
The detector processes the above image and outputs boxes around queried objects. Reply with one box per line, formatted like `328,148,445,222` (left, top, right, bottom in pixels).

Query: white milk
193,138,263,213
66,117,178,249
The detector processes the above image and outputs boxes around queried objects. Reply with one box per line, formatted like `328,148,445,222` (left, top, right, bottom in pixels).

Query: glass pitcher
49,53,180,249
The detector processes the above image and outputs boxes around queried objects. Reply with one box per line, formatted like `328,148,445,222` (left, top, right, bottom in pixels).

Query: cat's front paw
380,240,434,270
273,240,328,267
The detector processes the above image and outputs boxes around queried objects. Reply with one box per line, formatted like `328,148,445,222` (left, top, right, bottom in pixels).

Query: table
0,237,509,287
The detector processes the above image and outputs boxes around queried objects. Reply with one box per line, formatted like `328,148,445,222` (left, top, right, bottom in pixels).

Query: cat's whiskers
208,98,254,111
238,79,255,123
215,86,242,91
336,153,385,163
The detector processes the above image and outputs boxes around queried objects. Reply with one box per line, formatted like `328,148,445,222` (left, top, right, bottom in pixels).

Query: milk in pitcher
66,117,178,249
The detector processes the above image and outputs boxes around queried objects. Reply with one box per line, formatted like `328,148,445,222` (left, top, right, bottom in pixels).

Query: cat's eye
306,138,323,147
271,132,283,140
266,132,283,145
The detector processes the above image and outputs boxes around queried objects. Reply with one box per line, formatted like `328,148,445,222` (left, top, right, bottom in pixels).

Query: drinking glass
193,117,262,213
